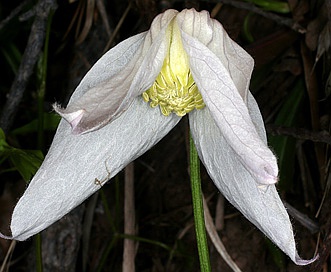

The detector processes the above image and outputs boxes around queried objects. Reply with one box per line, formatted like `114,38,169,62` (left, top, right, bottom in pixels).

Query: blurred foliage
244,0,290,13
0,128,43,181
268,80,305,191
10,113,60,136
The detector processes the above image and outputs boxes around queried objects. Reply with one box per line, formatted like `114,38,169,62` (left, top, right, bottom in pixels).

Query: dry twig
266,124,331,145
123,162,136,272
203,196,242,272
201,0,306,33
0,0,57,133
0,0,32,31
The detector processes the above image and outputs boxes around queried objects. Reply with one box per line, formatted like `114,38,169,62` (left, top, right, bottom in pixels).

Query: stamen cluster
142,68,205,116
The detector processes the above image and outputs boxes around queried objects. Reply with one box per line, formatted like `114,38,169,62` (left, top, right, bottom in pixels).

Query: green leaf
11,113,61,135
0,128,5,140
9,149,44,182
0,128,11,161
244,0,290,13
0,128,44,181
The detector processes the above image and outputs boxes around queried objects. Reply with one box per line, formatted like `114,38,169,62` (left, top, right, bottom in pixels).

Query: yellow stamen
142,19,205,116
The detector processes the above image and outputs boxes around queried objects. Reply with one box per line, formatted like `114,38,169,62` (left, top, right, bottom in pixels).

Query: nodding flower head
0,9,317,266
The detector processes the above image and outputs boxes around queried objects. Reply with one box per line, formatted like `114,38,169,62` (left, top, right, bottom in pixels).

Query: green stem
189,135,211,272
35,234,43,272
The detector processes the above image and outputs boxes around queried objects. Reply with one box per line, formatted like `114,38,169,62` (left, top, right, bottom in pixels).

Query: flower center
142,20,205,116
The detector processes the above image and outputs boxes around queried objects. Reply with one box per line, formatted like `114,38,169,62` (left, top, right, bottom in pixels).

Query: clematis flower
0,9,316,265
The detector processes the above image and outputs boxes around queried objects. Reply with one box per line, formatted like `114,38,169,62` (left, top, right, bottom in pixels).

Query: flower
0,9,316,265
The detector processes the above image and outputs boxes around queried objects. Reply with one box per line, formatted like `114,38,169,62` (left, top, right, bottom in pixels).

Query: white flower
0,9,316,265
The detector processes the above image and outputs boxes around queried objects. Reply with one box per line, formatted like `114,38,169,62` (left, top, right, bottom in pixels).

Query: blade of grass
269,80,305,191
34,7,55,272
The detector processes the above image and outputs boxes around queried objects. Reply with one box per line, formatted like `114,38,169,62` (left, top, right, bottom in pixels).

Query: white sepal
9,98,180,241
181,30,278,185
189,93,317,265
176,9,254,100
55,9,178,134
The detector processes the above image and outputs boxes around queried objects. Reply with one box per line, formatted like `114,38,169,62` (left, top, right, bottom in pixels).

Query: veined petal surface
181,30,278,185
55,9,178,134
189,93,317,265
54,33,145,133
6,98,180,241
176,9,253,100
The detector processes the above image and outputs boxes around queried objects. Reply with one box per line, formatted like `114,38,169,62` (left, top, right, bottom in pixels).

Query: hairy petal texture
189,93,316,265
55,9,178,134
7,98,180,241
176,9,253,100
181,31,278,185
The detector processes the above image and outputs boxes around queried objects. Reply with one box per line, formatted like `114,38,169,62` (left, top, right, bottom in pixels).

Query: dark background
0,0,329,271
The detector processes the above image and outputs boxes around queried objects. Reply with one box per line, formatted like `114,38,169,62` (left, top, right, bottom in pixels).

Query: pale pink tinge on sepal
0,233,12,240
254,163,279,185
54,104,85,134
295,253,319,265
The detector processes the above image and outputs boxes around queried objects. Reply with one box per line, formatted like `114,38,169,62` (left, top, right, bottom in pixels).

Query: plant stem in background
35,234,43,272
123,162,136,272
35,9,54,272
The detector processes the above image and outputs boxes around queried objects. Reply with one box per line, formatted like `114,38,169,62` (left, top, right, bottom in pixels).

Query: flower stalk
190,134,211,272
